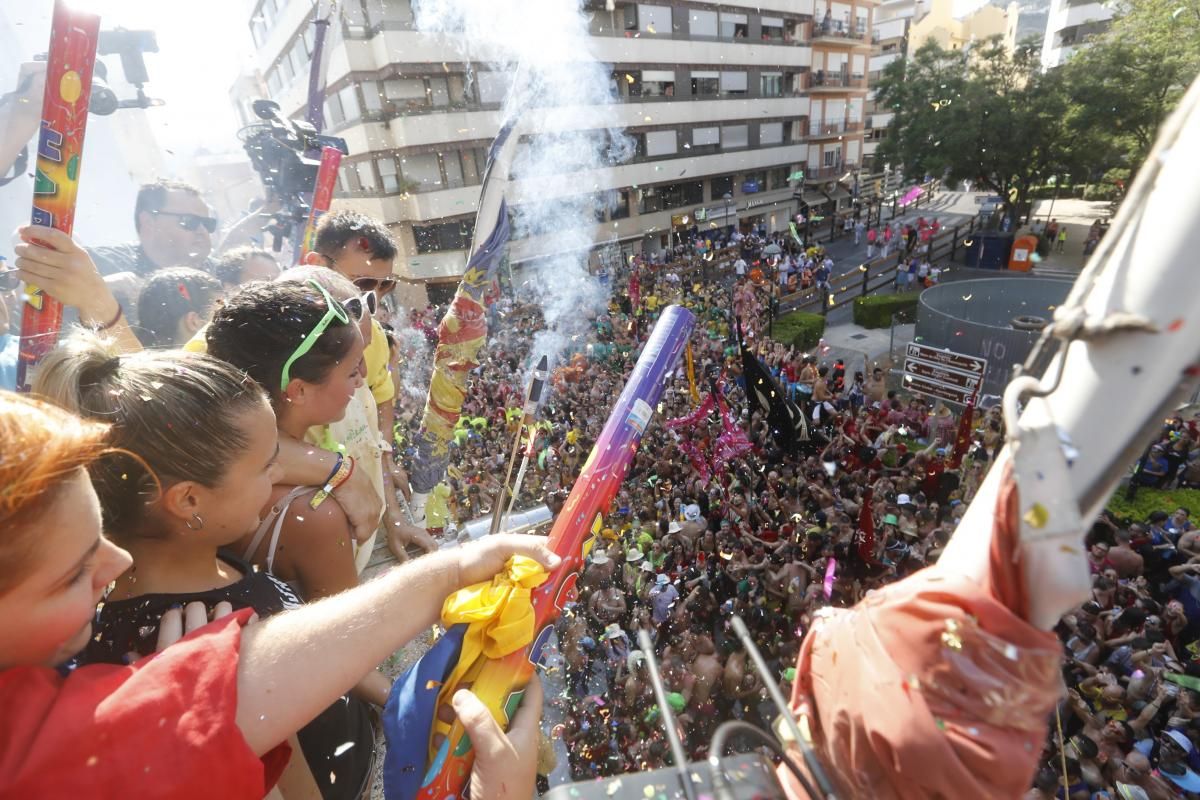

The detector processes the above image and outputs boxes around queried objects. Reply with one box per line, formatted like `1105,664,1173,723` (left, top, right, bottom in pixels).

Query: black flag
739,338,809,454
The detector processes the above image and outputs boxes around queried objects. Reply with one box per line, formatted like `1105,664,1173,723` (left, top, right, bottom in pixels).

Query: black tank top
75,553,374,800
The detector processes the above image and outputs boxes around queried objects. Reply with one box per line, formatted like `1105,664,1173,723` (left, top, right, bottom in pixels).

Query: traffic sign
902,358,981,391
903,343,987,406
902,374,974,405
905,343,986,375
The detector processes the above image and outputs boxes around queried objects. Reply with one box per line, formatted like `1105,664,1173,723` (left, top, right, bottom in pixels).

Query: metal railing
812,21,868,40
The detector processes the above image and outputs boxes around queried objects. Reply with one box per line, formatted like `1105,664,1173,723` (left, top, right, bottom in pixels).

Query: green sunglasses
279,279,351,391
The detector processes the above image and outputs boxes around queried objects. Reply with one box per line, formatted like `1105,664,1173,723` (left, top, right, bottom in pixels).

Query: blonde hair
33,331,267,539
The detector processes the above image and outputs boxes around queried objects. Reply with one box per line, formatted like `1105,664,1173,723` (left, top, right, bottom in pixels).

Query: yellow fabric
425,483,452,529
685,343,700,404
365,319,395,406
430,556,549,754
183,324,208,353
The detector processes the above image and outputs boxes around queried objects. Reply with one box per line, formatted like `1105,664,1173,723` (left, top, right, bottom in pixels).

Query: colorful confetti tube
384,305,695,799
299,145,342,261
16,0,101,390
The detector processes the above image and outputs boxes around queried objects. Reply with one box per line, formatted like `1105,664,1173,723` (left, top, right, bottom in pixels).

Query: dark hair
214,246,276,287
33,332,266,538
313,209,397,262
134,179,204,233
206,280,358,405
135,267,222,348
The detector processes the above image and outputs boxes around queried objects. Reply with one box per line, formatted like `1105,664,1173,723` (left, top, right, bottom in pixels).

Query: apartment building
1040,0,1111,69
242,0,874,299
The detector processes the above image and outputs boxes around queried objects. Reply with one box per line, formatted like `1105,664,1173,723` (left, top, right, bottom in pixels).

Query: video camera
238,99,349,251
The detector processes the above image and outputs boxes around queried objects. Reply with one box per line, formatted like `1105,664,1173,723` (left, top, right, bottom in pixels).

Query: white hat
668,520,683,534
684,504,701,522
591,549,610,565
897,493,912,506
656,573,670,585
603,623,626,640
627,549,644,563
641,560,655,573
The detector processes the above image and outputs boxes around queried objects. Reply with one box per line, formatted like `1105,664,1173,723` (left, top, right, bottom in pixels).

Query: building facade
1040,0,1111,69
241,0,875,297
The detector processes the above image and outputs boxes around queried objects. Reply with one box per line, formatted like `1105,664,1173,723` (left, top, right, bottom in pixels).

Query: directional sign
902,374,974,405
905,343,986,375
903,358,981,391
903,343,987,406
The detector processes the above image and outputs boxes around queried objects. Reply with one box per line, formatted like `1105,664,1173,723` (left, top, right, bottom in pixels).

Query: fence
778,210,982,317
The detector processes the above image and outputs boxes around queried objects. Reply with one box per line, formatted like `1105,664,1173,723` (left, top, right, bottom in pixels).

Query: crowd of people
0,168,1197,800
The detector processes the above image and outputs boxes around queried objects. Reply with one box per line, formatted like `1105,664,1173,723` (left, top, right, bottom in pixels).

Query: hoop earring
186,513,204,531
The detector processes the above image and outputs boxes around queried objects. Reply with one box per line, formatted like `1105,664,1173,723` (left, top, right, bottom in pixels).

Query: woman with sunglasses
32,333,374,799
0,390,551,800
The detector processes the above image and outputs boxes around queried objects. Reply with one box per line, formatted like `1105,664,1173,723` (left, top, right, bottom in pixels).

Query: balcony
811,20,868,42
803,163,857,182
809,71,868,91
808,120,864,137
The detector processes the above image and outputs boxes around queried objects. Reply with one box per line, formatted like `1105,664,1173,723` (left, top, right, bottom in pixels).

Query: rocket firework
17,0,101,390
384,306,695,799
299,145,342,261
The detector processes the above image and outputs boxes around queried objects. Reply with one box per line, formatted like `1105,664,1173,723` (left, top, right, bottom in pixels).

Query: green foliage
771,312,826,351
853,292,921,329
1107,487,1200,523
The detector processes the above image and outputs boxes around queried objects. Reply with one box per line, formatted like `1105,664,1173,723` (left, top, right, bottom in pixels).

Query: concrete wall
914,278,1072,396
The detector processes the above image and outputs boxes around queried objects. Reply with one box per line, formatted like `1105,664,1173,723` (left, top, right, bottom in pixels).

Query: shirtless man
589,579,627,627
723,648,764,719
690,632,725,707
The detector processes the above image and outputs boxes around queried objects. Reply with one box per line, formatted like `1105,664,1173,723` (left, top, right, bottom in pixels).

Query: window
459,149,481,186
251,17,268,47
385,78,426,104
266,68,283,96
447,74,472,106
361,81,383,115
279,53,295,85
414,220,472,254
441,151,465,189
761,16,785,40
355,161,377,192
303,25,316,55
324,92,345,126
721,124,748,149
637,70,675,97
690,9,718,37
711,174,734,198
691,70,719,97
743,170,767,192
645,130,678,157
719,12,748,39
720,71,748,96
400,152,442,189
760,122,784,145
337,165,354,194
338,85,361,122
769,166,791,190
378,156,400,193
692,126,720,147
607,188,631,220
428,77,450,107
477,71,510,104
823,147,841,167
761,72,783,97
640,181,703,214
637,4,672,34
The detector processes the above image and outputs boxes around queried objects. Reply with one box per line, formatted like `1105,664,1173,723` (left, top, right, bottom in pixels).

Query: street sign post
902,343,987,406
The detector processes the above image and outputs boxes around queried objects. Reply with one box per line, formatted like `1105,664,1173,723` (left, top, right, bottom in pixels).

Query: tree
875,38,1090,223
1060,0,1200,175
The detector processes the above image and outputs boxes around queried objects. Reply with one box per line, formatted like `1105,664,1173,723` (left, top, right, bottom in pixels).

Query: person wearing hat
580,546,615,591
622,548,645,587
1155,729,1200,794
648,573,679,625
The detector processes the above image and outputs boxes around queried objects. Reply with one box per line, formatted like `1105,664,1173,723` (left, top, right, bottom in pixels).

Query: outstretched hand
13,225,118,325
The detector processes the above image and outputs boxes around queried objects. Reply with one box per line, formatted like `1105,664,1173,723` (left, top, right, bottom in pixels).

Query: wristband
310,455,353,509
319,452,345,489
92,302,123,332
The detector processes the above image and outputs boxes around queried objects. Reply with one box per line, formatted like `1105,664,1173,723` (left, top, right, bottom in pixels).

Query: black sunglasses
353,276,397,295
152,210,218,234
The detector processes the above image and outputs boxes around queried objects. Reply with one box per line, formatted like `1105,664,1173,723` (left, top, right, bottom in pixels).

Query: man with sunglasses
88,179,216,279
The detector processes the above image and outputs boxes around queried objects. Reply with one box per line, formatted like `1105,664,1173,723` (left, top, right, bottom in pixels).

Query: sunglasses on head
353,276,397,295
280,279,353,391
151,210,218,234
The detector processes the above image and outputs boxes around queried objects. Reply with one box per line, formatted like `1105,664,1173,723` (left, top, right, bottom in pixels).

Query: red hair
0,391,110,588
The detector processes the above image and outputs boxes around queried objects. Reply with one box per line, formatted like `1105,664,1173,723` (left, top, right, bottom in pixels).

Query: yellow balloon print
59,70,83,104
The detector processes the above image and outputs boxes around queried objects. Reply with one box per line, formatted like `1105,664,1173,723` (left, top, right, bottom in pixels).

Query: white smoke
414,0,633,368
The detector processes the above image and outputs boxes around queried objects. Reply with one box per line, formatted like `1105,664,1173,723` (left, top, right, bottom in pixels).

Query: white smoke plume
414,0,634,367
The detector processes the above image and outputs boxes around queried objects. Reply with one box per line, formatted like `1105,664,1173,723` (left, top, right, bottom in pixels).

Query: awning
801,191,828,205
824,186,851,202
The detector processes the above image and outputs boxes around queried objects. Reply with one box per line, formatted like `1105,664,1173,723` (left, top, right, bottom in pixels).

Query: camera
238,100,349,250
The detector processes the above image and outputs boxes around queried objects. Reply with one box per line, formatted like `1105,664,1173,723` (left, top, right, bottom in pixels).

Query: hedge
771,311,826,351
853,291,921,329
1106,487,1200,523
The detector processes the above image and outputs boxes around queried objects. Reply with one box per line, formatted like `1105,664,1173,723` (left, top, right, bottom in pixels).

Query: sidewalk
814,319,915,373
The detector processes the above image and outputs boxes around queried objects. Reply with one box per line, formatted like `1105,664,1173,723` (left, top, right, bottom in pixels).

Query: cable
708,720,821,800
637,629,698,800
